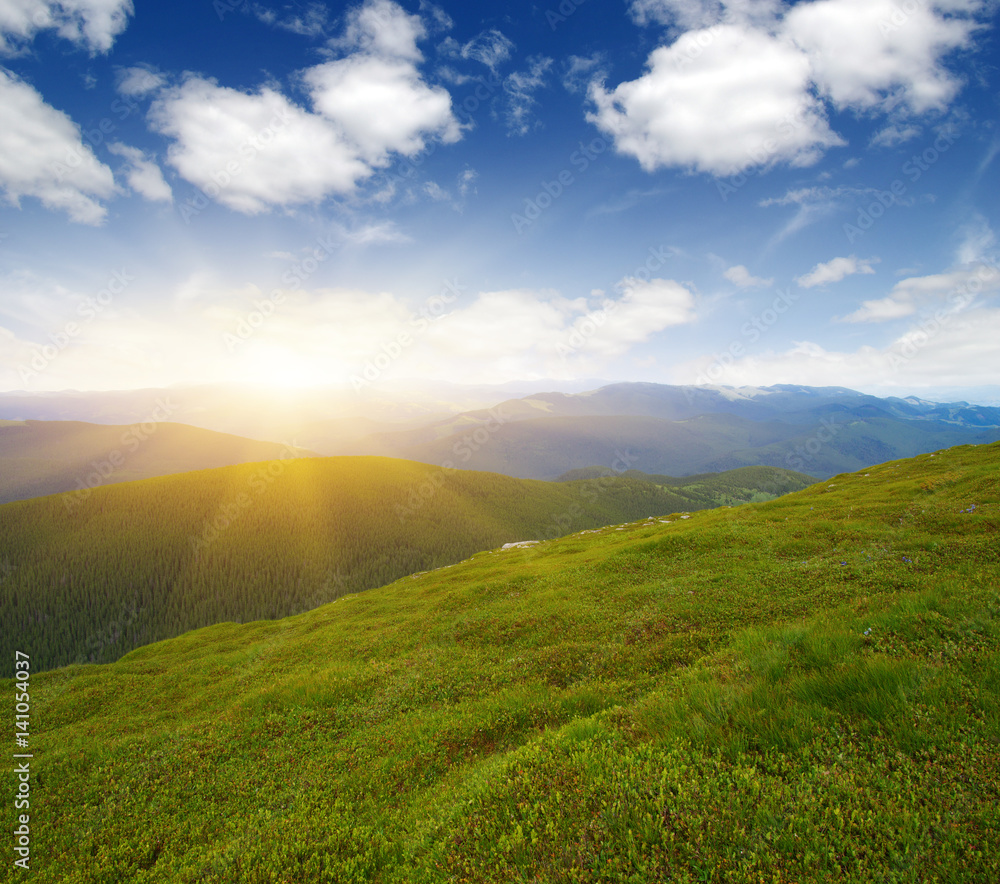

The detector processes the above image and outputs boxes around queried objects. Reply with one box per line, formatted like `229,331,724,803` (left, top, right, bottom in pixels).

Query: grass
2,443,998,882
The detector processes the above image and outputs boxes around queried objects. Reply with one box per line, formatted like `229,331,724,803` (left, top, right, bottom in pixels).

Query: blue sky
0,0,998,401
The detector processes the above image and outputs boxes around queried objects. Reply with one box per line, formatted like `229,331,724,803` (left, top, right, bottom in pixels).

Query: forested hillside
557,464,811,505
0,456,796,674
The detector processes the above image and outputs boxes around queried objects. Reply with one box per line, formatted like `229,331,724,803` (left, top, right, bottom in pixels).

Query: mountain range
3,383,999,494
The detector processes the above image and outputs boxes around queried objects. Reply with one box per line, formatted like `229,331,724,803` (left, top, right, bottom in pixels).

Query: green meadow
3,443,998,882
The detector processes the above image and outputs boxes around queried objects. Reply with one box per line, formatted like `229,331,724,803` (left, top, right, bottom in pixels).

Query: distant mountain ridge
404,383,1000,432
331,385,1000,479
4,383,999,488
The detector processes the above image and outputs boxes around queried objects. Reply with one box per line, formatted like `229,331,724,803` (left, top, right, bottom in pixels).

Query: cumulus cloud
724,265,773,288
149,0,461,214
592,0,985,177
331,0,425,61
0,69,116,223
304,54,459,162
0,0,133,54
796,255,877,288
149,78,372,214
115,64,166,97
588,24,841,175
108,143,172,203
783,0,977,113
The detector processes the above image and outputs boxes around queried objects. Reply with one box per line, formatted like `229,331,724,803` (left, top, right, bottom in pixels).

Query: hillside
0,419,315,504
0,456,792,673
557,464,813,506
5,442,998,882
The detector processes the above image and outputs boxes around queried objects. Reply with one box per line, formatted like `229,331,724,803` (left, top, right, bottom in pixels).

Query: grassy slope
6,442,998,882
0,420,315,504
0,456,727,673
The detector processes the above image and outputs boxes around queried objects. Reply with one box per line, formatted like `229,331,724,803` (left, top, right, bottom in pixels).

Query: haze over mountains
0,419,315,504
3,383,998,495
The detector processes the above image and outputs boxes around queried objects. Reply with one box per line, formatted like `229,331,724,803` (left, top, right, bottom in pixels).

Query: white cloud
724,265,773,288
330,220,412,245
149,0,461,214
108,142,172,203
562,53,605,94
783,0,977,114
593,277,696,354
629,0,725,29
796,255,877,288
841,296,916,323
115,64,166,96
0,69,116,223
631,0,786,28
841,262,1000,322
457,28,513,72
892,266,1000,301
417,1,452,33
423,181,448,201
149,77,372,214
0,272,700,390
594,0,986,177
252,2,330,37
588,24,842,175
332,0,425,61
678,306,1000,391
305,54,460,162
870,123,921,148
415,278,695,374
0,0,133,54
503,56,552,136
457,167,477,197
954,215,995,265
